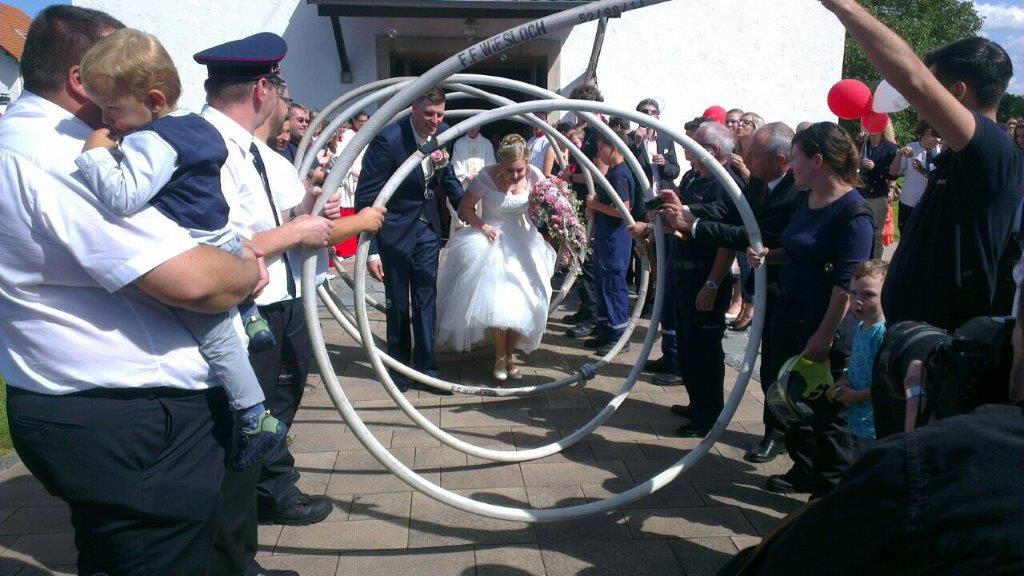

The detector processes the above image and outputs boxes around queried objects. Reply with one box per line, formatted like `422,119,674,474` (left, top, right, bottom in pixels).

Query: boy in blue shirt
828,259,887,457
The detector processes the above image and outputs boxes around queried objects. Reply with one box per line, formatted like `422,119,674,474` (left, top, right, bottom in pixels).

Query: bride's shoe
506,359,523,380
493,357,508,381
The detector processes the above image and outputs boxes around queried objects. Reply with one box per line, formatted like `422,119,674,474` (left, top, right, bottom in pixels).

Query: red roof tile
0,4,30,61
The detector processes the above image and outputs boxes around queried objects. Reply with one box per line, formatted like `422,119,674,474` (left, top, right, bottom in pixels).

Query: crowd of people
0,0,1023,574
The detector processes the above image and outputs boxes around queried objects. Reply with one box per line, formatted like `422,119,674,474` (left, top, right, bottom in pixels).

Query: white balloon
873,79,911,113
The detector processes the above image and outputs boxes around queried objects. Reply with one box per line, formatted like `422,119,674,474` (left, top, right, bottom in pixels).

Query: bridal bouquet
528,177,588,269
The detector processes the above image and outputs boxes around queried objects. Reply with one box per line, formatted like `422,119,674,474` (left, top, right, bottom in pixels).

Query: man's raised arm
820,0,977,151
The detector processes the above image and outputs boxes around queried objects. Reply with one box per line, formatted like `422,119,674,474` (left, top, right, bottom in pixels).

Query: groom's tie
250,142,297,299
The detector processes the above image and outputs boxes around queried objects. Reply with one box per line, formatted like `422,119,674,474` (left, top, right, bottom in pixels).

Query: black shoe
566,321,597,339
743,435,785,463
565,310,592,324
595,341,629,356
389,371,409,392
643,357,673,373
245,561,298,576
652,372,683,385
766,472,815,494
669,404,690,418
260,495,333,526
583,336,609,349
675,420,712,438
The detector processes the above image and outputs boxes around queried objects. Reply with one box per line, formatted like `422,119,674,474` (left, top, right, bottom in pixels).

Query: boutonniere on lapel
427,137,450,171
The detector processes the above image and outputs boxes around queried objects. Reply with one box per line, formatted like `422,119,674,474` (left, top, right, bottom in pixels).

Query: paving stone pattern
0,267,810,575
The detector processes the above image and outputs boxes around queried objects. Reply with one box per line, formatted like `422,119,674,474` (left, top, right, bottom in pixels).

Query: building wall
74,0,843,134
0,53,21,101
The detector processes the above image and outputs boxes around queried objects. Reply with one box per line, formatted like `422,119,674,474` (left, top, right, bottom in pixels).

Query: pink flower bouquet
528,177,588,269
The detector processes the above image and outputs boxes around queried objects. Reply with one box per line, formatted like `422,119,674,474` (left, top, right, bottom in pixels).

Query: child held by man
73,29,283,470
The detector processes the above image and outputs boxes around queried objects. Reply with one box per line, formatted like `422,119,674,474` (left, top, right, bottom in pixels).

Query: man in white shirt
451,126,496,187
0,7,265,575
527,127,550,169
194,33,342,576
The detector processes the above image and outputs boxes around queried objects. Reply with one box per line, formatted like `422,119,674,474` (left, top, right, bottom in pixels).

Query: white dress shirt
0,92,212,394
528,135,549,170
74,108,234,247
451,134,496,184
255,138,328,288
202,105,309,305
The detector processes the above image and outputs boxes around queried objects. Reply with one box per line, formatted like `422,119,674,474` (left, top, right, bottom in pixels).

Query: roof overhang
310,0,593,19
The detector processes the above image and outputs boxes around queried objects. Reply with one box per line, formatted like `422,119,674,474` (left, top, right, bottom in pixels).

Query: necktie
249,143,297,298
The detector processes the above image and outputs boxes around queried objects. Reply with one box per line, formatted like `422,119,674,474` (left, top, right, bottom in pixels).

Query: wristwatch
705,279,719,290
905,385,924,399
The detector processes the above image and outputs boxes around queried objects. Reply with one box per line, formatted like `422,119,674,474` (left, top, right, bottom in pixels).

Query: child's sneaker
245,314,276,353
231,410,287,470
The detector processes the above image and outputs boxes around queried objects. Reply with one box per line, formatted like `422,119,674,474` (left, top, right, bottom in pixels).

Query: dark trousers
658,259,678,365
769,299,854,497
897,202,914,238
381,220,440,376
252,297,312,514
209,298,312,575
674,268,732,428
9,385,231,576
209,439,260,576
576,246,600,321
864,196,888,257
756,277,784,438
594,260,629,341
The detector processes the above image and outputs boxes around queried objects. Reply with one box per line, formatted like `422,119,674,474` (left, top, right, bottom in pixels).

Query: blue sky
970,0,1024,94
6,0,1023,94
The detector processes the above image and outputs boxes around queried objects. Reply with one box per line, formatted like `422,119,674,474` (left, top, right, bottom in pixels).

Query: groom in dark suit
355,88,464,389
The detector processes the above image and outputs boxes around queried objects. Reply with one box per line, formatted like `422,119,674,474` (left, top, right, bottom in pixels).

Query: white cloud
971,1,1024,31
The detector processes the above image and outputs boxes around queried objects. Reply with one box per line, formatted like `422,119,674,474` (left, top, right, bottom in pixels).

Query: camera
873,316,1014,435
643,197,664,211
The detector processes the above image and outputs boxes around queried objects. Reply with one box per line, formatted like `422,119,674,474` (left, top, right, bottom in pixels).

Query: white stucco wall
74,0,843,132
0,53,22,101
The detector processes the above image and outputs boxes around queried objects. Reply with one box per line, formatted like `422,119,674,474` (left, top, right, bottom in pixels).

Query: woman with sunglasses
749,122,873,499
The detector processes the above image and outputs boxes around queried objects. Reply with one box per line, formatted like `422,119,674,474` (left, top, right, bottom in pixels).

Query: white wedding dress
436,165,556,353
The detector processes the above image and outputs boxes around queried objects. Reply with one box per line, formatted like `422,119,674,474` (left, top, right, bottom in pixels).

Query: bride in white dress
436,134,556,381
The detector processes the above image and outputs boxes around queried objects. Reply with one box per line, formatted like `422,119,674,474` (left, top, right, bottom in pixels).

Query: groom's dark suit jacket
355,120,464,255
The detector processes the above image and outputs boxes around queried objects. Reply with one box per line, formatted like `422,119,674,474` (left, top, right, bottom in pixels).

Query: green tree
839,0,982,144
998,93,1024,122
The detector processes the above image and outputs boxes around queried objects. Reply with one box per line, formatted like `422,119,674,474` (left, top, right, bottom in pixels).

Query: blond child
73,29,282,470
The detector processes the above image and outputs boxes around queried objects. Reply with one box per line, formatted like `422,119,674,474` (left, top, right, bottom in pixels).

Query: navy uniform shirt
883,113,1024,331
673,174,729,266
593,162,635,269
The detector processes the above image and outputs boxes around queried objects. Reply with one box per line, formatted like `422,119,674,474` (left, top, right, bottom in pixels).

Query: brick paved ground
0,267,809,575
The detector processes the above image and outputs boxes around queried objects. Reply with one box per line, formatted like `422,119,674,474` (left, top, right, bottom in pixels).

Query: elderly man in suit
668,122,802,463
355,88,464,390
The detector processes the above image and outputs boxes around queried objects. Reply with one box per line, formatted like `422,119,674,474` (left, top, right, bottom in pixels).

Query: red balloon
827,79,873,120
860,111,890,134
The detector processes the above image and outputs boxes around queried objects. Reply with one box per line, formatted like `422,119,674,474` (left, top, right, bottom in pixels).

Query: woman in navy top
752,122,874,499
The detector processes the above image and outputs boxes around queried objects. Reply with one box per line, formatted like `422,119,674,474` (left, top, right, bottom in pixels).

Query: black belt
671,260,707,271
258,297,303,312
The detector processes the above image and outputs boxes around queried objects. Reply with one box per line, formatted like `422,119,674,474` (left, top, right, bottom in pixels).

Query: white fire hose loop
295,75,600,314
300,0,767,521
303,80,657,396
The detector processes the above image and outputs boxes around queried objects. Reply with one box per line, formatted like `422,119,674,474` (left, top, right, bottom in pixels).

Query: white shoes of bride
506,360,522,380
493,357,508,381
